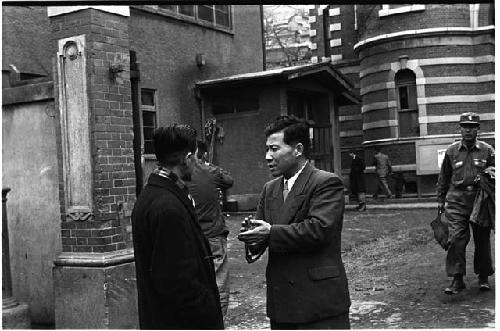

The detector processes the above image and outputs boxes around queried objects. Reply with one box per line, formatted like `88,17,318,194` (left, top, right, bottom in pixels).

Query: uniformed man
437,112,495,294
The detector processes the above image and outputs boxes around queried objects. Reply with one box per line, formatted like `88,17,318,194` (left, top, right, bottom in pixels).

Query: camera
241,215,258,232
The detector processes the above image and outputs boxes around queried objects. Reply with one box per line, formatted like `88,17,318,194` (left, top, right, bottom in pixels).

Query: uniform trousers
270,312,350,330
445,188,494,277
208,235,230,317
374,175,392,198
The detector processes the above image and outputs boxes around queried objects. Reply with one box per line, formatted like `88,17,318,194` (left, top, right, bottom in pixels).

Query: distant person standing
373,147,393,199
437,112,495,294
132,125,223,329
349,151,366,211
187,140,234,318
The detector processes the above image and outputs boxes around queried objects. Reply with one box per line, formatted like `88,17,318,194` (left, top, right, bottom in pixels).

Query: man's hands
237,219,271,248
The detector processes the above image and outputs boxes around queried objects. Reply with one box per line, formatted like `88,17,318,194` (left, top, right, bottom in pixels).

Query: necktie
283,180,289,202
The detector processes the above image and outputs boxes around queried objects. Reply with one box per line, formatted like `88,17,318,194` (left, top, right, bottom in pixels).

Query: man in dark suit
238,115,351,329
131,125,223,330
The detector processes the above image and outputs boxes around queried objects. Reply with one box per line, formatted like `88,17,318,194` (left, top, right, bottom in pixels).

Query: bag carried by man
430,209,449,250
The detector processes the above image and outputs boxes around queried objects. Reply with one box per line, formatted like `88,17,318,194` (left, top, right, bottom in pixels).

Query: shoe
358,203,366,212
478,276,490,291
444,275,466,294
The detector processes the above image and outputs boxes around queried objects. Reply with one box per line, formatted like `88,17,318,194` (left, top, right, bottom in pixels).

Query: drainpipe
260,5,266,70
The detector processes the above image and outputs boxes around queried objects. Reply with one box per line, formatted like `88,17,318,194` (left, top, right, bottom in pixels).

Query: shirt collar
459,140,480,151
284,161,308,191
154,166,187,190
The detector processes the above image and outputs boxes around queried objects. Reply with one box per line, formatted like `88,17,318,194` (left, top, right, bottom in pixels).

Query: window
211,93,259,115
378,4,425,17
178,5,195,17
141,89,157,154
395,70,419,137
152,5,232,30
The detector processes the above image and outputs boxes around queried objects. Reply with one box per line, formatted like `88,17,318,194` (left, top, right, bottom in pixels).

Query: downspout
260,5,266,70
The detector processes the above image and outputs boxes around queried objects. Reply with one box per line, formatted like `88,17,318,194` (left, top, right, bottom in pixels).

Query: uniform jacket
132,172,223,330
255,162,351,323
437,140,495,203
373,152,392,177
187,161,234,238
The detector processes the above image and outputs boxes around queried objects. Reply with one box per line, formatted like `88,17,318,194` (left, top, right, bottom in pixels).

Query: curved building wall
310,4,494,196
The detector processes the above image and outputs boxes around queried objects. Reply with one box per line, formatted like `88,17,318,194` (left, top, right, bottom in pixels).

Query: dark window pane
159,5,176,11
215,5,230,27
142,111,156,127
144,141,154,154
399,110,419,137
178,5,194,16
141,89,155,106
398,86,409,109
198,5,214,22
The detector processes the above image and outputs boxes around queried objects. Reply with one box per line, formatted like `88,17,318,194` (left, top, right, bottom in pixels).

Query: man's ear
295,143,304,157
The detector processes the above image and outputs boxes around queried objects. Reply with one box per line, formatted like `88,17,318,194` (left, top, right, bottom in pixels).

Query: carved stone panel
57,35,94,221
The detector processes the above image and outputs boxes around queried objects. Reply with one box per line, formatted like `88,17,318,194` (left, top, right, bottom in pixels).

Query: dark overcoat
349,155,366,194
254,162,351,323
132,173,223,329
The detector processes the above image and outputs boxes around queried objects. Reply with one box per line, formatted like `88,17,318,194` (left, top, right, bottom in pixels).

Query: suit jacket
254,162,351,323
132,173,224,329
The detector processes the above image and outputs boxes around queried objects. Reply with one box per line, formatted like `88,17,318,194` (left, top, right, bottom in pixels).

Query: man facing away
373,146,393,199
131,125,223,329
349,150,367,211
238,115,351,329
186,140,234,318
437,112,495,294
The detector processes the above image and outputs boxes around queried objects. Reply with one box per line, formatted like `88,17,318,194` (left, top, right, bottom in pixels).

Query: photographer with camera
238,116,351,329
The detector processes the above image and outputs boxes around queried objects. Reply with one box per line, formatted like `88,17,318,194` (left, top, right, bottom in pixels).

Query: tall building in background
309,4,494,196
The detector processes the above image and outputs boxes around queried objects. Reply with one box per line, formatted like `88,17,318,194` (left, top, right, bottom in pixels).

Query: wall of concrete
2,96,60,324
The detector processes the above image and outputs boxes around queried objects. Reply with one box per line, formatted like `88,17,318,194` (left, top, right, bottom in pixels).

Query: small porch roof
195,61,360,105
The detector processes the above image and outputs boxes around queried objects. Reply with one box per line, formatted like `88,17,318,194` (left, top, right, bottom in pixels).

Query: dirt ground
224,209,495,329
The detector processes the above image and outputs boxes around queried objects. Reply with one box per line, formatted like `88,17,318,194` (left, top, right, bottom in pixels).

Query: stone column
2,188,31,329
48,7,138,328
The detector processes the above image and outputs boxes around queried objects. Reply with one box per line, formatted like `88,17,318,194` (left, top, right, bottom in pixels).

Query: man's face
265,131,299,178
460,124,479,143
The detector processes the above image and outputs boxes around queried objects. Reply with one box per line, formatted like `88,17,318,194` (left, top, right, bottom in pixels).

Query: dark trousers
270,312,350,330
445,189,494,277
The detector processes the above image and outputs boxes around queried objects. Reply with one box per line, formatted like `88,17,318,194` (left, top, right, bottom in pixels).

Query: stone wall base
2,300,31,329
53,252,138,329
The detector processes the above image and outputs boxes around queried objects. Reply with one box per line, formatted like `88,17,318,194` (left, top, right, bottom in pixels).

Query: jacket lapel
277,162,314,225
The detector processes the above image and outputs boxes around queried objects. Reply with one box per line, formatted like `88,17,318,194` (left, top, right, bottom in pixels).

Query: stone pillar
48,7,138,328
2,188,31,329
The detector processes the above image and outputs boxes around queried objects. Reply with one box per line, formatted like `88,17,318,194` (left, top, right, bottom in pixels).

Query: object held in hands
240,216,266,264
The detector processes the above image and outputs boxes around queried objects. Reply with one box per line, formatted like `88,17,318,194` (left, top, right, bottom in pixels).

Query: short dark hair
374,146,381,153
153,124,197,166
196,140,208,159
264,115,311,157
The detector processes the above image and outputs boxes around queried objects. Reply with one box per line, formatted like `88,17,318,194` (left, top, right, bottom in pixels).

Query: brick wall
357,4,470,42
51,9,136,253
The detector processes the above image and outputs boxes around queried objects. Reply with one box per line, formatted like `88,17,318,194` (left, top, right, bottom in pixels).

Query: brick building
308,4,495,196
2,5,264,327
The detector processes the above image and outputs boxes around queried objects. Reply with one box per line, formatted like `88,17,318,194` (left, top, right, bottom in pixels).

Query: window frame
139,5,234,34
378,4,425,17
140,88,158,155
395,70,419,137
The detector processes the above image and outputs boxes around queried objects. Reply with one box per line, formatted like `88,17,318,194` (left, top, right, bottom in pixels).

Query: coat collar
147,173,197,221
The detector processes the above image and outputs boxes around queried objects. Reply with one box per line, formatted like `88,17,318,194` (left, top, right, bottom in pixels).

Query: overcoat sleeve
149,206,220,324
269,176,344,253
